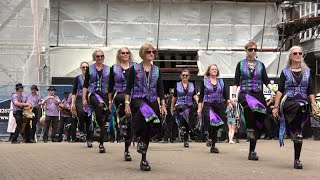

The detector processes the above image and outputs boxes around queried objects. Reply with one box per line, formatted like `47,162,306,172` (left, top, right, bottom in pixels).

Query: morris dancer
125,43,166,171
108,47,135,161
170,69,198,148
83,49,110,153
232,41,275,161
273,46,317,169
198,64,231,153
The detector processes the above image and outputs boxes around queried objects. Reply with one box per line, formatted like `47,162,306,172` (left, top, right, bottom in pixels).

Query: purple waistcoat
240,59,263,92
76,74,84,97
113,62,135,93
131,63,159,103
176,82,195,106
283,67,310,99
88,64,110,94
204,78,224,104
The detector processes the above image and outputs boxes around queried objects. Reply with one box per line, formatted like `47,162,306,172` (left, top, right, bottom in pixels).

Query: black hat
64,91,70,95
31,85,39,91
15,83,24,90
47,86,56,91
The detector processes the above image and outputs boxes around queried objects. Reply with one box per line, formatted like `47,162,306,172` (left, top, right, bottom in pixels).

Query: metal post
105,1,109,46
206,0,213,50
156,0,161,50
56,0,60,46
260,0,268,51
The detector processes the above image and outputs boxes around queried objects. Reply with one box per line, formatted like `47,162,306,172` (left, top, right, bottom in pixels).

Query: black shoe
294,159,303,169
70,140,76,143
248,151,259,161
124,151,132,161
87,141,93,148
274,137,278,140
52,139,58,142
210,147,219,153
11,141,20,144
29,139,36,143
140,160,151,171
43,139,48,143
265,136,272,140
235,139,240,143
137,142,147,154
184,141,189,148
99,144,105,153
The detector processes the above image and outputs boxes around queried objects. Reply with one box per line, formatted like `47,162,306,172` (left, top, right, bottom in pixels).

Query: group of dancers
10,41,318,171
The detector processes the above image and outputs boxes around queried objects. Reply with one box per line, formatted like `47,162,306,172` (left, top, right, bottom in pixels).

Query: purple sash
179,107,190,124
140,102,160,123
245,94,266,114
209,108,224,127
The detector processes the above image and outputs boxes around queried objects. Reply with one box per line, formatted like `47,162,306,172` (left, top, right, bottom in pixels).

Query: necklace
291,66,301,69
292,71,302,78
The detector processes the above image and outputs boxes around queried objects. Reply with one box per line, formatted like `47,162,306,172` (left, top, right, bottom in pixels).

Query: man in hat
57,91,74,142
24,85,41,143
11,83,30,144
41,86,60,142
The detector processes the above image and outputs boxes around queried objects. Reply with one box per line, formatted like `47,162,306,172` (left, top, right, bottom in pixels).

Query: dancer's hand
170,107,175,116
125,104,131,115
272,107,279,119
82,98,87,105
197,109,202,116
161,106,167,116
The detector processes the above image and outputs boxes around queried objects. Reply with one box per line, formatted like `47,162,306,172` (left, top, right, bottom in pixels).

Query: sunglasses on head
182,74,189,77
96,55,104,58
292,52,303,56
247,48,258,52
121,52,130,55
146,50,156,54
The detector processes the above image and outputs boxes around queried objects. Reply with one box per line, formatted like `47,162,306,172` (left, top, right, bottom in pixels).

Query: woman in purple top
170,69,198,148
273,46,317,169
125,43,166,171
232,41,275,161
108,47,135,161
41,86,61,143
11,83,30,144
82,49,110,153
71,61,89,145
197,64,231,153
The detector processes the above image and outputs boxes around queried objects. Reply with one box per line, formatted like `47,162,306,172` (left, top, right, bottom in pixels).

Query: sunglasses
247,48,258,52
292,52,303,56
121,52,130,55
146,51,156,54
81,66,88,69
96,55,104,58
182,74,189,77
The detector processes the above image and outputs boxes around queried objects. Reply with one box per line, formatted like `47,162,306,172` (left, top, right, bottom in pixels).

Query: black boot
99,144,105,153
248,151,259,161
87,141,93,148
184,141,189,148
124,151,132,161
140,160,151,171
294,159,303,169
210,146,219,153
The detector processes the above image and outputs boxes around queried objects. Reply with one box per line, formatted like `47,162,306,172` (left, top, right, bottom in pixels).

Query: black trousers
75,97,91,140
43,116,59,141
25,107,40,141
12,110,23,142
58,116,70,140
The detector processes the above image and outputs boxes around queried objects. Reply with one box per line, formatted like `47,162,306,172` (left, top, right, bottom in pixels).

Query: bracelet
273,106,279,109
124,101,130,104
171,107,174,109
108,101,112,104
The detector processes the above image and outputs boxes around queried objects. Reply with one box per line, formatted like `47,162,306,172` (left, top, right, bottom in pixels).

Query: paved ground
0,139,319,180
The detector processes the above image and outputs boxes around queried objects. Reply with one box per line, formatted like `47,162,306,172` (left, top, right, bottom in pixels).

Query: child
226,102,236,144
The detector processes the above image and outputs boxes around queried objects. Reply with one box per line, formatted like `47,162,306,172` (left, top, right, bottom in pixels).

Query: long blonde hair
286,46,308,69
116,47,133,65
